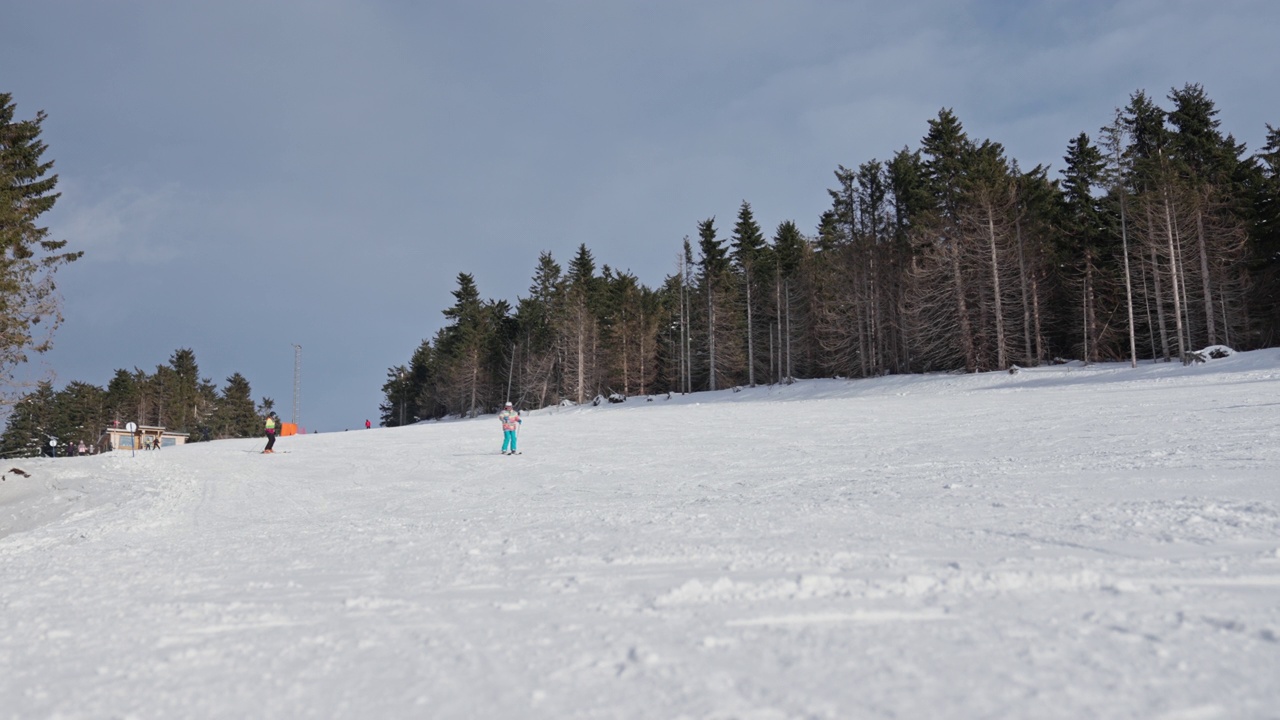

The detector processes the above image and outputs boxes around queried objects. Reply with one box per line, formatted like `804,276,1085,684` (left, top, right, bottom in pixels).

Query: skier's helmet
505,401,513,407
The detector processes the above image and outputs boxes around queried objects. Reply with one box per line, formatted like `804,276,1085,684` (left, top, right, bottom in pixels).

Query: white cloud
52,179,194,266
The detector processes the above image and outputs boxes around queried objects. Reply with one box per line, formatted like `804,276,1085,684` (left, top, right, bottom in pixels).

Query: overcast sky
3,0,1277,432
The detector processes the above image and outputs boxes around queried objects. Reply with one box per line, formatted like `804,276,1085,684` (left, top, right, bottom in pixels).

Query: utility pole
292,343,302,426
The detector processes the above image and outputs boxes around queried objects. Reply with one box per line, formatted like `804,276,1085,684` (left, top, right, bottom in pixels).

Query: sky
2,349,1278,717
2,0,1278,432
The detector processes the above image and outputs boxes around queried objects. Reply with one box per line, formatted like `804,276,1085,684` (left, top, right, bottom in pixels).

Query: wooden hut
102,424,189,452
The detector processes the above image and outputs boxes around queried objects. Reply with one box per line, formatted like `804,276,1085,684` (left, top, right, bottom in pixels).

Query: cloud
52,180,195,266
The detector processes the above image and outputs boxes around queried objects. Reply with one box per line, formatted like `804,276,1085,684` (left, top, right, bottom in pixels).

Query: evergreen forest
380,85,1280,425
1,348,272,457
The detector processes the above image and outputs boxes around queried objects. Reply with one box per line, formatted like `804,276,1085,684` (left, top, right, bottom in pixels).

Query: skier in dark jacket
264,413,279,454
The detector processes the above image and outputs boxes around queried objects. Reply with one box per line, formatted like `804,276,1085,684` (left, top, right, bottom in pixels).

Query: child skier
499,401,521,455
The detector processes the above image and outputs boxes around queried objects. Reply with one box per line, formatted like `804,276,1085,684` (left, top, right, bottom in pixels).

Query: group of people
266,403,523,454
47,440,96,457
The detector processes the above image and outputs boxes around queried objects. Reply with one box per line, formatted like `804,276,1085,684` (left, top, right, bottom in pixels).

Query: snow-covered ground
3,350,1279,719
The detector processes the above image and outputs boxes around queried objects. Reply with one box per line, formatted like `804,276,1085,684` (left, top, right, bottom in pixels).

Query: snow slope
3,350,1279,719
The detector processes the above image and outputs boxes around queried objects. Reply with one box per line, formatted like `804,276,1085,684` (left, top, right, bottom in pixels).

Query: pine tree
163,348,214,433
696,218,734,390
103,369,140,428
956,140,1020,370
379,364,412,427
405,339,439,420
813,167,865,377
54,381,106,450
436,272,500,417
731,201,766,386
855,160,895,375
772,220,808,381
1122,90,1186,361
1100,112,1140,367
1061,132,1109,362
914,109,979,371
886,148,930,371
598,268,652,397
209,373,258,439
1166,83,1251,348
673,238,698,393
1249,124,1280,343
515,252,563,408
1012,163,1060,366
561,245,600,405
0,380,56,456
149,364,176,428
0,93,82,399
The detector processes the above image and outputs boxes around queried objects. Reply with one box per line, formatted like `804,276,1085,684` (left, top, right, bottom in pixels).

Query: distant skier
264,412,279,454
365,419,371,429
499,401,521,455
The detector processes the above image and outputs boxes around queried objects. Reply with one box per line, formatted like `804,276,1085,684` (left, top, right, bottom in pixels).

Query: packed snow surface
3,351,1280,719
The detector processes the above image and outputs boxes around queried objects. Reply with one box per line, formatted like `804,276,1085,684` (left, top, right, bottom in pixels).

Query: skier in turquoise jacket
499,401,521,455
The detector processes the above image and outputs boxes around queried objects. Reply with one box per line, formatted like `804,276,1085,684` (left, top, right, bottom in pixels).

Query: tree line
381,84,1280,425
1,348,271,457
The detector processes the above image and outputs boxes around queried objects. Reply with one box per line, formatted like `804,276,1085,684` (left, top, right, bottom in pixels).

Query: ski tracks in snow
3,353,1280,718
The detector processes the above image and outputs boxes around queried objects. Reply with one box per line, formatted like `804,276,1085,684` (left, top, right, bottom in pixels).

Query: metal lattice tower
292,343,302,426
